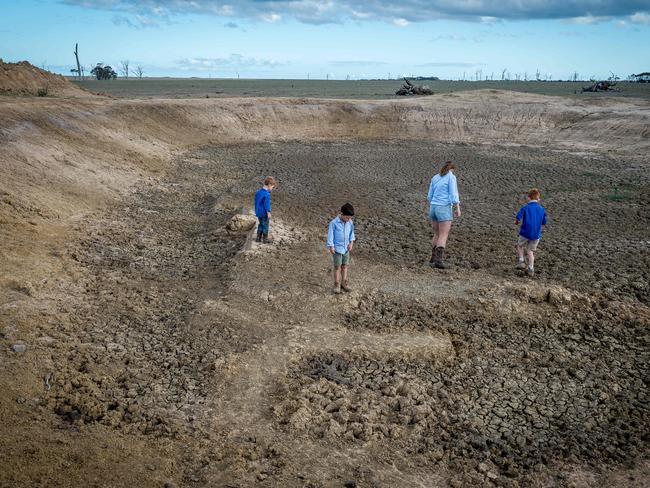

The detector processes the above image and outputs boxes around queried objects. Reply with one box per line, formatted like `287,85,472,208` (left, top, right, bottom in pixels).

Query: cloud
175,54,287,70
416,61,486,68
629,11,650,24
430,34,467,41
63,1,650,25
223,21,239,29
330,60,389,67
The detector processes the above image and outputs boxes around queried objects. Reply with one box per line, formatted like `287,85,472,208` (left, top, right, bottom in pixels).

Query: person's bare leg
341,265,351,291
333,265,341,286
527,250,535,269
436,221,452,248
516,245,526,269
430,220,439,262
431,220,439,248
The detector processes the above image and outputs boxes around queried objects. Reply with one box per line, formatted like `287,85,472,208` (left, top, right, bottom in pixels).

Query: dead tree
395,78,434,96
134,65,144,79
74,43,81,80
119,60,130,79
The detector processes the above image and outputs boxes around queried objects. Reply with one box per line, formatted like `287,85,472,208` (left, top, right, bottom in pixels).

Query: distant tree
571,71,579,82
91,63,117,80
501,68,507,81
134,65,144,79
535,69,541,81
119,60,130,79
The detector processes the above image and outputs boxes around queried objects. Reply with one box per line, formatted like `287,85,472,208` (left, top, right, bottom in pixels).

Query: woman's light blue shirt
427,172,460,206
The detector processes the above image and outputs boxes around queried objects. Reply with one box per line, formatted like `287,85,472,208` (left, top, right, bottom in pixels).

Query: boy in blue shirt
327,203,356,294
254,176,276,243
515,188,547,277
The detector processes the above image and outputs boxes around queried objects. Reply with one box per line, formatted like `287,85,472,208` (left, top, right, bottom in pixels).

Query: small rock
487,471,499,480
478,462,489,473
11,344,27,353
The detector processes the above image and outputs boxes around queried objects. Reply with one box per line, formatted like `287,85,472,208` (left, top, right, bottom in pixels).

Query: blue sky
1,0,649,79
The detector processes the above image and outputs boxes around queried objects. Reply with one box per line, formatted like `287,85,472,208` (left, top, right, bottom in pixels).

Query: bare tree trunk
74,43,81,81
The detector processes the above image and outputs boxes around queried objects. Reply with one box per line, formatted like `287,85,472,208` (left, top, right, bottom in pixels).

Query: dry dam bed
0,95,649,488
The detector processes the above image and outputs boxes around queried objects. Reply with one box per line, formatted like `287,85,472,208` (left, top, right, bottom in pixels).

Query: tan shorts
517,236,540,252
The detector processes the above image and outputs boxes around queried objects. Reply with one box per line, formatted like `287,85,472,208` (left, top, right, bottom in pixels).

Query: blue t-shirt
254,188,271,218
516,201,547,240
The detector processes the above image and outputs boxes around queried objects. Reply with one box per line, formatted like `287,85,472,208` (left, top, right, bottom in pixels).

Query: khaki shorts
332,251,350,267
517,236,540,252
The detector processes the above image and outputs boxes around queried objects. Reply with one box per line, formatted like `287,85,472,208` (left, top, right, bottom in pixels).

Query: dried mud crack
2,139,649,487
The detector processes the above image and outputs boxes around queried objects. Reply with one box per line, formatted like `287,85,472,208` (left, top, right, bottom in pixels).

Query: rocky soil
1,139,649,487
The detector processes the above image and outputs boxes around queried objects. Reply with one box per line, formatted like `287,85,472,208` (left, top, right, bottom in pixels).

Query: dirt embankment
0,60,91,97
1,91,649,487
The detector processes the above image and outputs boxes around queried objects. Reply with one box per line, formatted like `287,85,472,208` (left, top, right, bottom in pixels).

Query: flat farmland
74,78,650,99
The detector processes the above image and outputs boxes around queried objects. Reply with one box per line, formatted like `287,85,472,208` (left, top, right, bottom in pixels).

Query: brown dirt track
1,84,649,487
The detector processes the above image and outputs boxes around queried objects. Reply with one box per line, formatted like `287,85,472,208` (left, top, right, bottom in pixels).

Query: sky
1,0,649,80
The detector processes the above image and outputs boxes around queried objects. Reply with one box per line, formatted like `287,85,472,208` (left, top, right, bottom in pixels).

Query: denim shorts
332,251,350,267
429,204,453,222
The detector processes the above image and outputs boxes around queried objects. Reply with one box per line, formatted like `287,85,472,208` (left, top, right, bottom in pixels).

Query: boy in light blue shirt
327,203,356,294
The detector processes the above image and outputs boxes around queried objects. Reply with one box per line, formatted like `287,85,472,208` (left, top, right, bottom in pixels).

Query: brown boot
434,247,447,269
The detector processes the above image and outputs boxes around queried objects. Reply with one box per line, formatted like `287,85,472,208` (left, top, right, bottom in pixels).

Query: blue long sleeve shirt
254,188,271,218
516,200,547,240
427,172,460,206
327,216,355,254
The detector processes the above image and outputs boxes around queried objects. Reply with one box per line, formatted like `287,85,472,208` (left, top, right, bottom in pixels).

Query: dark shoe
516,260,526,270
429,246,436,264
262,233,273,244
255,231,263,243
527,266,535,277
341,282,352,292
434,247,448,269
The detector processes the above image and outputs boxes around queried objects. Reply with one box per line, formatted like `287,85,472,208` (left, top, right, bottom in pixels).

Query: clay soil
1,86,649,487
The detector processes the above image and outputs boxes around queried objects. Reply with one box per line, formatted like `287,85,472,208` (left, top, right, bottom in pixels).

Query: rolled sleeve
326,221,335,248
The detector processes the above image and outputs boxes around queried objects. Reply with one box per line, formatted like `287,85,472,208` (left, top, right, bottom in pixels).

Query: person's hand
267,212,271,220
329,247,335,255
515,220,520,225
348,243,354,252
455,206,461,218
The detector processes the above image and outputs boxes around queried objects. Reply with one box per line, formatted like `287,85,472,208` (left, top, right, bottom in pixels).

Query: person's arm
265,194,272,218
348,222,355,251
450,175,461,217
542,211,547,226
327,221,335,254
515,207,524,225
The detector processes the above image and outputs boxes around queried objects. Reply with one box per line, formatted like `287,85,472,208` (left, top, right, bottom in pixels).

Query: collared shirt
516,200,547,240
427,171,460,206
254,187,271,218
327,215,355,254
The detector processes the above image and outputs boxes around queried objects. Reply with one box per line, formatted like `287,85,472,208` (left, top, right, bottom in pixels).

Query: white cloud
175,54,287,70
629,12,650,24
393,18,409,27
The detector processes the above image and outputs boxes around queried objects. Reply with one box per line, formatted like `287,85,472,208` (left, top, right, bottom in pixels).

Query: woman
427,161,461,269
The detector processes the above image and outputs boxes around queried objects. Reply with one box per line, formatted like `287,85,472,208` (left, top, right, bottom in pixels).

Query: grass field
74,78,650,100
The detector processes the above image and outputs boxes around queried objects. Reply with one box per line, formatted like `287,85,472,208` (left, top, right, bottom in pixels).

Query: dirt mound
0,59,90,97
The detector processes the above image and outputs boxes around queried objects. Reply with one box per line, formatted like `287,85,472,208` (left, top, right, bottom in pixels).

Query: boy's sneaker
527,266,535,277
341,282,352,293
516,260,526,270
333,283,341,294
262,233,273,244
